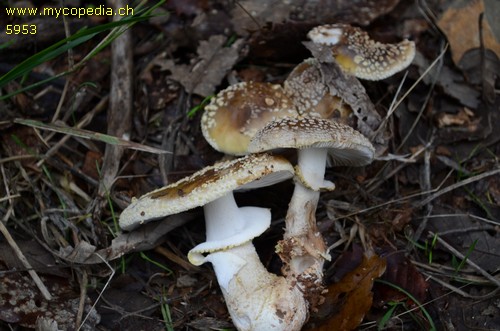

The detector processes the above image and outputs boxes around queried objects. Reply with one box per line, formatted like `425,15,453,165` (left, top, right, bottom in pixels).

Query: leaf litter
0,0,499,330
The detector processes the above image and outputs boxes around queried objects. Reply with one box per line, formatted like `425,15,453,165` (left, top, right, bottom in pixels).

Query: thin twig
415,168,500,208
37,95,109,168
414,213,499,226
0,193,21,203
396,44,447,153
235,0,261,30
98,0,134,197
427,275,500,300
51,0,74,124
336,169,455,221
429,231,500,288
76,269,88,328
78,253,114,331
411,146,434,243
1,164,18,206
0,206,52,300
371,71,408,139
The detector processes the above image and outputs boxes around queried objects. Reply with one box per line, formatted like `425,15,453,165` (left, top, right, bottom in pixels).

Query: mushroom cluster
120,153,308,331
119,23,415,331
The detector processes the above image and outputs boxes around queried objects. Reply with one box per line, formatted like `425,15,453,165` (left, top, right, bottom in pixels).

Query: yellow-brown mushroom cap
307,24,416,80
201,81,298,155
119,153,294,230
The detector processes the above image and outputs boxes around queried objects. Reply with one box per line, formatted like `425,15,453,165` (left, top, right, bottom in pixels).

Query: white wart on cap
201,81,298,155
307,24,415,80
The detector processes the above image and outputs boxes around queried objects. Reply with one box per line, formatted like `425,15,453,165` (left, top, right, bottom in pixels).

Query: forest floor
0,0,499,330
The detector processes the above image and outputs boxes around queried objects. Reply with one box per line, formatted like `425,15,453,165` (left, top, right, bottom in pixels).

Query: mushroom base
205,242,308,331
276,237,326,311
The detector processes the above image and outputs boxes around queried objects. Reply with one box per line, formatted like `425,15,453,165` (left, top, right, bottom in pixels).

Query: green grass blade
376,279,436,331
0,0,167,96
378,302,399,330
14,118,170,154
140,252,173,274
0,19,135,88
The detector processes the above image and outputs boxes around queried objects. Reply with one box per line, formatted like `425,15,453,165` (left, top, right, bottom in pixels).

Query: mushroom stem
296,147,334,190
204,193,245,241
189,196,270,266
205,242,307,331
188,193,309,331
278,148,331,308
284,181,320,241
285,147,330,255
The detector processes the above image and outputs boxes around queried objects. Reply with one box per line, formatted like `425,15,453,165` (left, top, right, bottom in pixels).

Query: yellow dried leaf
438,0,500,65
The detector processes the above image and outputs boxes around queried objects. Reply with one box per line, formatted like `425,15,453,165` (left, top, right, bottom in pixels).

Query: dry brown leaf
436,107,477,128
82,150,103,181
438,0,500,65
373,250,429,308
313,254,386,331
163,35,244,96
413,52,480,109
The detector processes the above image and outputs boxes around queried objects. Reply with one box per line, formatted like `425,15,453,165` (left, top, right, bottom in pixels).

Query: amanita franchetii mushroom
119,153,307,331
247,117,375,306
201,81,298,155
307,23,416,80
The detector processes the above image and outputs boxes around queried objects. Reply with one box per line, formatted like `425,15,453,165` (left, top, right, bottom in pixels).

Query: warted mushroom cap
119,153,294,231
284,58,353,123
201,81,298,155
307,24,415,80
248,117,375,167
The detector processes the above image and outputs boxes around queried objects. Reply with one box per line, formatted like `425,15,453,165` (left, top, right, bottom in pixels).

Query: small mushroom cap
307,24,416,80
284,58,353,123
119,153,294,230
248,117,375,166
201,81,298,155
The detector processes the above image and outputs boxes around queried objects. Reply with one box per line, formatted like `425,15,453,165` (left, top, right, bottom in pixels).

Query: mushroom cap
119,153,294,230
284,58,353,122
247,117,375,166
201,81,298,155
307,24,416,80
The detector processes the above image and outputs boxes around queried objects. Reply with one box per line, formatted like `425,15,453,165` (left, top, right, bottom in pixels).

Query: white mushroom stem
296,147,333,191
205,243,307,331
285,147,330,251
188,193,308,331
204,193,246,241
278,148,331,306
189,194,271,265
